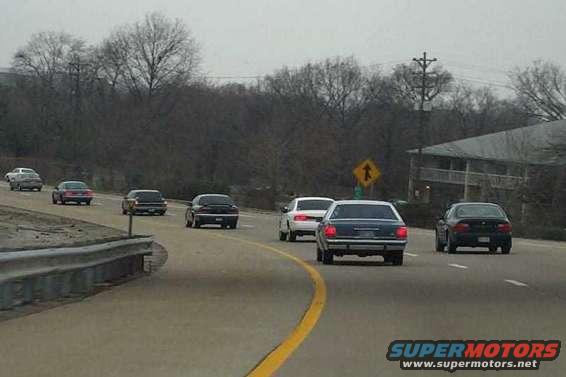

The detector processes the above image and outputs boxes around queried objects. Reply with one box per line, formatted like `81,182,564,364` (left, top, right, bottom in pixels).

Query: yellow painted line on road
210,233,327,377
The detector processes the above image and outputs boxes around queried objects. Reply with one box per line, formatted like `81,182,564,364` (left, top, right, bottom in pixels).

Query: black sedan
435,202,512,254
51,181,94,205
185,194,239,229
315,200,408,265
121,190,167,215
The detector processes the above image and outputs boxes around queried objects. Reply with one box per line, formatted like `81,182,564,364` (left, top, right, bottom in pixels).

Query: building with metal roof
406,120,566,205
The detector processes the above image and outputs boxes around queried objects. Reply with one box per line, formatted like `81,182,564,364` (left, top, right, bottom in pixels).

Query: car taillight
294,214,309,221
497,223,512,233
453,223,470,233
324,225,337,238
86,189,93,197
230,206,239,213
198,207,210,213
396,226,408,239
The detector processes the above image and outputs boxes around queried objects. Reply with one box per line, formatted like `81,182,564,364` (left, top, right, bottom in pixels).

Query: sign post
353,159,381,198
126,199,136,238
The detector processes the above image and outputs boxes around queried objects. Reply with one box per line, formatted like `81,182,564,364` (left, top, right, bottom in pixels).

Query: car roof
61,181,86,184
199,193,230,197
333,200,393,205
130,189,161,193
452,202,501,207
294,197,334,201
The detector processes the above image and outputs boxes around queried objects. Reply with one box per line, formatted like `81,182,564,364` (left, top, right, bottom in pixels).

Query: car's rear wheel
86,200,91,206
37,187,42,192
392,254,404,266
185,216,192,227
435,231,445,252
322,250,333,265
447,234,457,253
489,245,497,253
230,220,238,229
193,220,200,228
279,230,287,241
52,195,57,204
9,185,14,191
501,245,511,254
316,247,322,262
17,184,22,191
288,229,297,242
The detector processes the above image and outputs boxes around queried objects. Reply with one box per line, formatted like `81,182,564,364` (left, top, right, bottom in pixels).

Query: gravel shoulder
0,205,126,251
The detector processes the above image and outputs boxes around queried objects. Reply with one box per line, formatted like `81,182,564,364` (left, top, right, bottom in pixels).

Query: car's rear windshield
64,182,87,189
330,204,398,220
200,195,233,205
135,191,163,201
455,204,505,218
297,199,333,211
22,169,35,173
22,173,39,179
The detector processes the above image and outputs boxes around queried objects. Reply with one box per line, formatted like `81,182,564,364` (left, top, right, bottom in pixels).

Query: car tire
86,200,91,206
61,199,66,205
392,254,404,266
185,218,192,228
37,187,42,192
194,220,200,228
230,220,238,229
435,231,445,252
52,196,57,204
221,224,228,229
322,250,333,265
501,245,511,254
10,185,14,191
288,228,297,242
279,230,287,241
122,208,128,215
17,184,22,191
447,234,457,253
159,212,165,216
489,246,497,253
316,247,322,262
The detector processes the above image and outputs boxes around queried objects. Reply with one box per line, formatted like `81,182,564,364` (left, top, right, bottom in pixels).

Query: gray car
9,172,43,191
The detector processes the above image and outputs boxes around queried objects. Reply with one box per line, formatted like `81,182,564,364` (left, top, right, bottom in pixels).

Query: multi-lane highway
1,184,565,376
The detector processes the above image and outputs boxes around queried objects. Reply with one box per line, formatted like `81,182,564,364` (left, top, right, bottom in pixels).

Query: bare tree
510,60,566,121
102,12,200,101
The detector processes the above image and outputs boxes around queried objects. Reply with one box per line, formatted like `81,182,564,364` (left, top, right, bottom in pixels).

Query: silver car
5,167,37,182
9,172,43,191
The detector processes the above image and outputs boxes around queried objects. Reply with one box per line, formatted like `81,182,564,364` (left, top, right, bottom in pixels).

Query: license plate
215,217,223,221
357,231,374,237
478,237,490,242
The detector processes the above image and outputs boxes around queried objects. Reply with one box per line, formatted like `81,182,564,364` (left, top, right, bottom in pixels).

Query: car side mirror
281,206,289,213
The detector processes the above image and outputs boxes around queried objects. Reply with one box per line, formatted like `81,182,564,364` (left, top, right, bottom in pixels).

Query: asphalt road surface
1,183,565,377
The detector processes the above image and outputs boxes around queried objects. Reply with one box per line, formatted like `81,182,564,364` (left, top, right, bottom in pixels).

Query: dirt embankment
0,205,126,251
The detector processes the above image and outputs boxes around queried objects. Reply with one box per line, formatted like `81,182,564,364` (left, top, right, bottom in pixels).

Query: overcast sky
1,0,565,92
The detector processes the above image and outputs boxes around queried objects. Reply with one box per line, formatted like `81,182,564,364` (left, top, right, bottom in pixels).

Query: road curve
2,184,566,376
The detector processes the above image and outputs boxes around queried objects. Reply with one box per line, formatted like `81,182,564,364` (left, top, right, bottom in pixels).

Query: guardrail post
94,265,106,284
22,278,35,304
72,268,94,294
0,282,14,310
40,275,58,301
60,272,73,297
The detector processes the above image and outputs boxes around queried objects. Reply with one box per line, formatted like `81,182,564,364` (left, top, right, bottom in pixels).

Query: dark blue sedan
315,200,408,265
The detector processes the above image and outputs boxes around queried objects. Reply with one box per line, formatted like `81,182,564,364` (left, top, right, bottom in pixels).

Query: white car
5,168,37,182
278,197,334,242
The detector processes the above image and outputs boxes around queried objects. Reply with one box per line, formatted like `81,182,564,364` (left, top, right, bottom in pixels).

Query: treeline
0,12,564,207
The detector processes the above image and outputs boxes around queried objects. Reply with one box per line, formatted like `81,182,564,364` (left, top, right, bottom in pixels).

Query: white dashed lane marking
448,263,469,269
404,252,419,257
504,279,528,287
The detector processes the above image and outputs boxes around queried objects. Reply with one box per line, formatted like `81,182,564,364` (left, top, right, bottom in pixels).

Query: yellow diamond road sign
353,159,381,188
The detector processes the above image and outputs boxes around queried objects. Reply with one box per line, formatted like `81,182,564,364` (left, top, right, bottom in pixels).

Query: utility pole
411,51,437,202
68,57,84,161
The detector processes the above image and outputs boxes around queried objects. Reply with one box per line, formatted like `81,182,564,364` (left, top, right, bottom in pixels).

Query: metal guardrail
0,237,155,310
